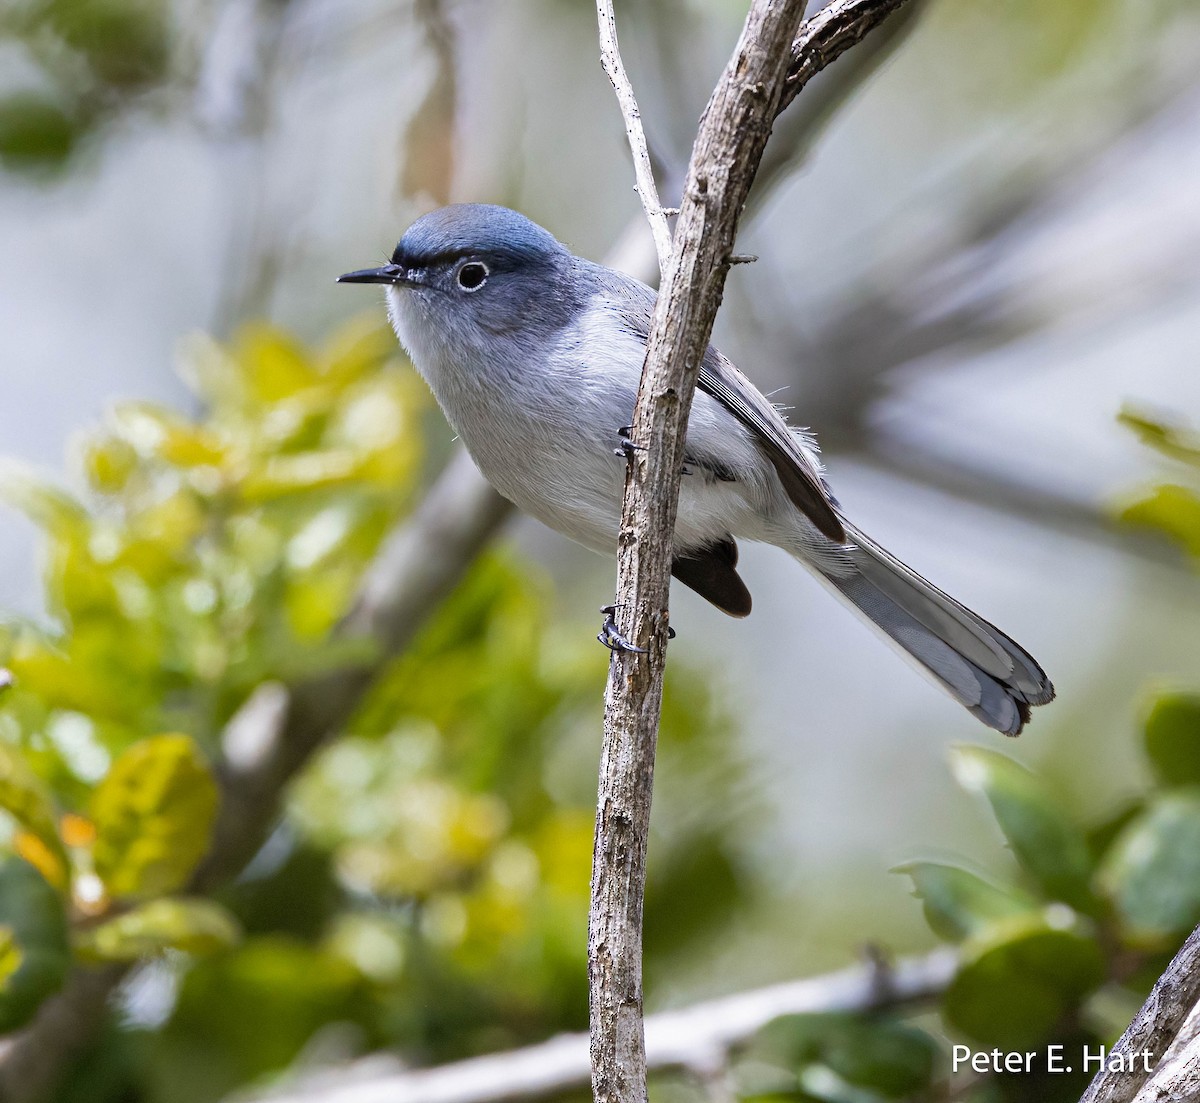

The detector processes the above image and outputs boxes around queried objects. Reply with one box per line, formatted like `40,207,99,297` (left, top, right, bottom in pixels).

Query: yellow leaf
0,926,22,986
13,833,65,892
0,744,68,891
319,316,398,385
82,435,138,494
236,324,316,402
75,897,240,962
240,451,363,501
60,813,96,848
90,734,218,900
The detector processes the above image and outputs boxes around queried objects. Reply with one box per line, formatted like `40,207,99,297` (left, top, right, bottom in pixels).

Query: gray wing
585,259,844,543
697,351,845,542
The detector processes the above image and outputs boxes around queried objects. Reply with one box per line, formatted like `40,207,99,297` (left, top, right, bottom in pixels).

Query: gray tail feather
822,521,1055,736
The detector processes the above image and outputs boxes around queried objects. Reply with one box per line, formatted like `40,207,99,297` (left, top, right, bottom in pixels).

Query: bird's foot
613,425,646,462
598,604,645,653
597,605,674,653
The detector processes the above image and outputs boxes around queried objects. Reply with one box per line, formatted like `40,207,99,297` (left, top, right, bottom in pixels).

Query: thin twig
242,948,957,1103
596,0,674,275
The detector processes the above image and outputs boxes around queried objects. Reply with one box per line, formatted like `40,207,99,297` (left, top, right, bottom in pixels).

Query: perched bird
339,204,1054,734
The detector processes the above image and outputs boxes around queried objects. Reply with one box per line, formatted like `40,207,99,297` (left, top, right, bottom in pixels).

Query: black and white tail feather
817,519,1054,736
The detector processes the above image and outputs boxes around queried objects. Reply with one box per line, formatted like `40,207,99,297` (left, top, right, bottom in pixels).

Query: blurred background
2,0,1200,1099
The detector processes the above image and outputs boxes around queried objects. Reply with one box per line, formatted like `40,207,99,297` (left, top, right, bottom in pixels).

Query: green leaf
818,1018,937,1097
0,743,69,890
1120,486,1200,560
950,747,1094,909
0,94,76,173
943,914,1105,1049
0,461,89,537
1144,694,1200,788
755,1013,936,1098
896,861,1037,942
1086,801,1143,863
0,858,71,1031
76,898,240,962
45,0,170,89
90,735,218,900
1119,408,1200,465
1098,790,1200,940
158,937,372,1096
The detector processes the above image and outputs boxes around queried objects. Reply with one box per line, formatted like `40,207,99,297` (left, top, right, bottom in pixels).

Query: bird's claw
598,604,646,653
597,605,675,652
613,425,647,461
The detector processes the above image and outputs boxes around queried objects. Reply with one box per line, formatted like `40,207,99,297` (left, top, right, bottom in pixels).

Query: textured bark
589,3,810,1101
587,1,920,1100
1079,924,1200,1103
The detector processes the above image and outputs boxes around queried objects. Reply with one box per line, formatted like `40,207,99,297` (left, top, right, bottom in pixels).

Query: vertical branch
596,0,674,276
588,4,809,1101
588,2,921,1101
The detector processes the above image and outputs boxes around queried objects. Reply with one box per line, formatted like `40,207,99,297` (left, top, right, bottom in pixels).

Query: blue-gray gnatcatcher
339,204,1054,734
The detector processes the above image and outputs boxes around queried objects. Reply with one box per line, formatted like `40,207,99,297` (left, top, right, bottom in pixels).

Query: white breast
388,287,773,556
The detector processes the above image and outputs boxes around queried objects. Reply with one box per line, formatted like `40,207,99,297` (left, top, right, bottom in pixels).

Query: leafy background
3,0,1200,1100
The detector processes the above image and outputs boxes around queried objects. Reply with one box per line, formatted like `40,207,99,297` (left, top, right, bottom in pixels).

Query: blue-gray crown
392,204,565,269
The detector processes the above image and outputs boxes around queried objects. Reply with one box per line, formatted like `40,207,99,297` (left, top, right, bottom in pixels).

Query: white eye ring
456,261,489,291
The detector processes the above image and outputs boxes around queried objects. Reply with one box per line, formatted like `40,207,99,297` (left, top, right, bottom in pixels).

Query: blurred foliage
0,0,172,174
714,409,1200,1103
0,318,760,1101
0,302,1195,1103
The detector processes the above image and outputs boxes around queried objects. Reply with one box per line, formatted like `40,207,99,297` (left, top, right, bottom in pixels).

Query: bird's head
339,205,579,363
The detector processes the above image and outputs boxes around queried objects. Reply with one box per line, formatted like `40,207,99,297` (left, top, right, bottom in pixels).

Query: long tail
820,521,1054,735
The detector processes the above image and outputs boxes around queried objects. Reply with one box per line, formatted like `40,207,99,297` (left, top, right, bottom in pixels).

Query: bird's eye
456,261,489,291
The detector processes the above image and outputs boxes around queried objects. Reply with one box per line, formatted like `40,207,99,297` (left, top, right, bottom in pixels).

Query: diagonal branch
1079,923,1200,1103
779,0,916,117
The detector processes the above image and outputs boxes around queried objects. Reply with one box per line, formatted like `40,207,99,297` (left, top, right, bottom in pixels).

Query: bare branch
591,1,813,1099
195,452,512,890
1130,1003,1200,1103
0,965,124,1103
597,0,674,275
779,0,916,118
243,949,957,1103
1079,924,1200,1103
590,1,924,1100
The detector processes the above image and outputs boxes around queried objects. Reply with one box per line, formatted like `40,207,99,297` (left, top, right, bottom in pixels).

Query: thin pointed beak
336,263,413,285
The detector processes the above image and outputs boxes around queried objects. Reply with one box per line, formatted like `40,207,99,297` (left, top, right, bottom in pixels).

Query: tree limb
591,0,861,1099
779,0,916,118
1130,1004,1200,1103
1079,924,1200,1103
244,948,957,1103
